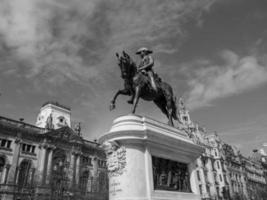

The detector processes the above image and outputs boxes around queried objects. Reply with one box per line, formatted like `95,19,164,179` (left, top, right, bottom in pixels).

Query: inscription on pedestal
152,156,191,192
109,180,123,196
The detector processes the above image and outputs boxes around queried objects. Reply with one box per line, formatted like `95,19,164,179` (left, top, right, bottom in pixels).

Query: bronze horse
110,51,178,126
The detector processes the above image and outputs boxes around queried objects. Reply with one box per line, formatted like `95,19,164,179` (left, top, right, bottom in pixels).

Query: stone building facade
177,98,267,200
243,149,267,200
222,144,247,199
0,102,108,200
259,148,267,190
0,99,266,200
177,98,229,200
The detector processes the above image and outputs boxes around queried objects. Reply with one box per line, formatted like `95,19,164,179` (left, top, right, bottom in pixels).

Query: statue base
99,115,204,200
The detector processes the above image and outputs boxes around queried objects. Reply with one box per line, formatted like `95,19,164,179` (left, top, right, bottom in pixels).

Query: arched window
0,156,6,183
0,156,5,172
79,171,90,194
17,159,32,189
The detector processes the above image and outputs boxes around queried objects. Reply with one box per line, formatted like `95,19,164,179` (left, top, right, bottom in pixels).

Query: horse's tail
160,81,178,120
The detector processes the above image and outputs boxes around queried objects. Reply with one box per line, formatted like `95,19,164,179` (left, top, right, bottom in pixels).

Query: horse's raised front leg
110,89,130,111
132,86,140,114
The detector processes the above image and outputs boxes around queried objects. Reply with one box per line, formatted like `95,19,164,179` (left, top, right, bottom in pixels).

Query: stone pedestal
99,115,204,200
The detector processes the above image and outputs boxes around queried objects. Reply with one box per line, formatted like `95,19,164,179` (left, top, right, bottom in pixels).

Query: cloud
0,0,218,87
217,114,267,155
185,50,267,109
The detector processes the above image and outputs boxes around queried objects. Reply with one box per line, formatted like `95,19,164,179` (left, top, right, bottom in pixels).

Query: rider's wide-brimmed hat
136,47,153,55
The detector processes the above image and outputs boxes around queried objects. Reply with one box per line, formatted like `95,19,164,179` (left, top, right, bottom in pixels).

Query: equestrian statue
110,47,178,126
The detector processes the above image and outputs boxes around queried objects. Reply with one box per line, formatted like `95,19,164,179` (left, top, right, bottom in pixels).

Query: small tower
178,97,192,126
36,101,71,129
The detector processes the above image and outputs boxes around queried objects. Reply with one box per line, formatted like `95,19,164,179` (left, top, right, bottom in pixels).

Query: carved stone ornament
101,141,126,177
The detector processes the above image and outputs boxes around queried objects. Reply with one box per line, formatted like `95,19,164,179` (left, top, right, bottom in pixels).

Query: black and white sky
0,0,267,155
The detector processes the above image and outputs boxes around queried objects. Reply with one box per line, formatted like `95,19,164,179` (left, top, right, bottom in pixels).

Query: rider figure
136,47,158,92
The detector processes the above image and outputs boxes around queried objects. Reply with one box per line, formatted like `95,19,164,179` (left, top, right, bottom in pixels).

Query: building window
98,160,105,168
199,185,202,194
21,143,36,155
224,175,227,183
7,140,11,148
220,174,223,182
216,187,220,196
31,146,35,153
0,138,12,150
1,140,6,147
98,160,102,167
0,156,6,172
207,185,210,194
214,149,218,156
197,170,201,181
217,162,220,169
82,156,93,166
18,159,32,189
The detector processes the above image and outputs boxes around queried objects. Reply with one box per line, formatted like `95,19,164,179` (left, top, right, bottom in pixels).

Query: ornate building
259,147,267,189
0,99,266,200
243,149,267,199
222,144,247,199
176,98,229,200
0,102,108,200
176,98,267,200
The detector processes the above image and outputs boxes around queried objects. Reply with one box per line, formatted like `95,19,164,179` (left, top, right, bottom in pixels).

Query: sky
0,0,266,156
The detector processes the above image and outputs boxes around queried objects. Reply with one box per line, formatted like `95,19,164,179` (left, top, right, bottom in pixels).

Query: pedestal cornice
100,115,204,161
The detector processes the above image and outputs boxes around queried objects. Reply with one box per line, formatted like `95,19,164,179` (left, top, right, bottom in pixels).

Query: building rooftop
42,101,71,111
0,116,45,134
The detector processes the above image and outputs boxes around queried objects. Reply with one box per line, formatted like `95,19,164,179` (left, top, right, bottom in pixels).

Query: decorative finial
178,97,186,111
74,122,82,136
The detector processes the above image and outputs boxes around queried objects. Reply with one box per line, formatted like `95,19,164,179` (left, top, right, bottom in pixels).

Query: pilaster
75,154,81,186
1,164,11,184
45,146,55,185
41,145,49,185
69,151,76,187
7,137,21,184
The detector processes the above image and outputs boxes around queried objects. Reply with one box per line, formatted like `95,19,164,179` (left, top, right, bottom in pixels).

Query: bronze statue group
110,47,179,126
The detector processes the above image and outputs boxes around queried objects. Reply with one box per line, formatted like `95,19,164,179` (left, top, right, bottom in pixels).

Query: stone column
69,152,76,187
75,154,81,186
1,164,10,184
37,145,48,185
7,137,21,184
15,166,20,185
30,168,35,187
189,161,200,195
4,164,11,184
1,166,6,183
45,148,53,185
91,157,98,192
